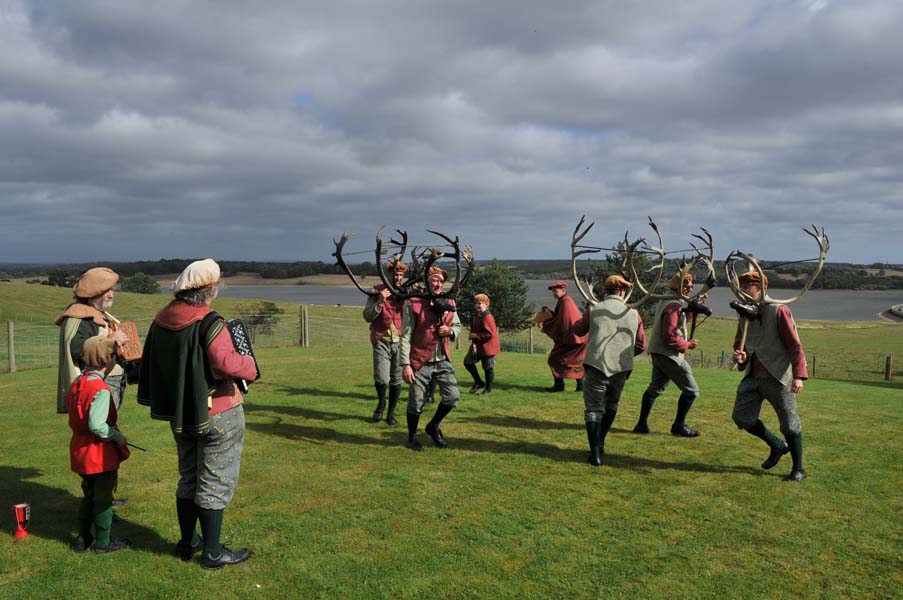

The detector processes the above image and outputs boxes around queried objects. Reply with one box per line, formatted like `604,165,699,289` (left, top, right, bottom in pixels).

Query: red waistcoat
408,297,455,371
68,374,124,475
369,286,405,344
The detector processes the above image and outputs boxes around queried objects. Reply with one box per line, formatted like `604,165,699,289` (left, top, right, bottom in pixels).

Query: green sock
198,508,224,556
176,498,199,544
92,506,113,548
746,419,783,449
786,432,804,471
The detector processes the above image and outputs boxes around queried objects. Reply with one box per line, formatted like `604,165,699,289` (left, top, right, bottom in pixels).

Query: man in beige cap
573,276,646,466
540,280,587,392
55,267,129,415
138,259,259,569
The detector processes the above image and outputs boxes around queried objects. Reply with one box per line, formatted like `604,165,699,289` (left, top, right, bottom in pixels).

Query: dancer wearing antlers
573,275,646,466
363,261,408,425
401,267,463,451
726,226,828,482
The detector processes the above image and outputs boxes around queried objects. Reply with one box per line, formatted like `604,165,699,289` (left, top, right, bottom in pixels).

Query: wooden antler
725,225,829,305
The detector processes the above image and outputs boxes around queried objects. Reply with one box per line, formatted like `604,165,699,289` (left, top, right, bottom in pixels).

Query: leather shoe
761,442,790,470
632,423,650,434
94,538,130,554
386,415,398,426
425,422,448,448
111,498,128,506
407,438,423,452
670,424,700,438
174,534,204,561
468,383,484,394
783,469,807,482
479,389,491,396
371,409,383,423
71,534,93,553
587,454,602,467
199,545,251,570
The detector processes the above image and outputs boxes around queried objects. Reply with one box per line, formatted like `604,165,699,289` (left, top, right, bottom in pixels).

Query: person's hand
438,325,452,337
468,332,478,340
687,338,699,350
402,365,414,385
733,349,747,364
109,330,128,345
791,378,804,394
377,288,391,303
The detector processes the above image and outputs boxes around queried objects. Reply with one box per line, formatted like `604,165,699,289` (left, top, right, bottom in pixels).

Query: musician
731,271,809,482
362,261,407,425
138,259,258,569
540,281,586,392
55,267,129,414
400,267,462,451
633,273,702,437
573,276,646,466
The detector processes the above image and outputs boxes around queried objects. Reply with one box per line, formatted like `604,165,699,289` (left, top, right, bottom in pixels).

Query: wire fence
1,306,899,382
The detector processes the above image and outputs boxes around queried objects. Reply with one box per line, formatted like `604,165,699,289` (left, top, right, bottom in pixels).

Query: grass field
1,341,901,599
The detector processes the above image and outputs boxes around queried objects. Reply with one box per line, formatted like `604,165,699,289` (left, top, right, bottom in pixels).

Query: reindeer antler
332,232,379,297
375,226,410,295
571,215,601,304
725,225,829,305
625,217,667,308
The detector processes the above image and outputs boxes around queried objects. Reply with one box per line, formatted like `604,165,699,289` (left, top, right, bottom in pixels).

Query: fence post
811,355,816,378
6,321,14,373
298,305,304,346
886,356,893,382
302,305,310,348
528,327,534,354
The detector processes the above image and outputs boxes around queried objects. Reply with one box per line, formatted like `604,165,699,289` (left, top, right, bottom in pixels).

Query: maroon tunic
541,295,587,379
470,310,500,358
367,284,405,344
407,297,456,371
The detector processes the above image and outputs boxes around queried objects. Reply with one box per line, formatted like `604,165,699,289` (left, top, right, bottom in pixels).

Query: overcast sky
1,0,901,266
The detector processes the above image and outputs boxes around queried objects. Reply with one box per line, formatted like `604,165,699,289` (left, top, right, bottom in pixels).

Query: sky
1,0,901,266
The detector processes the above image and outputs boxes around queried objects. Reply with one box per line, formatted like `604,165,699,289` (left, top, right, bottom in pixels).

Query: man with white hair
138,259,259,569
55,267,128,414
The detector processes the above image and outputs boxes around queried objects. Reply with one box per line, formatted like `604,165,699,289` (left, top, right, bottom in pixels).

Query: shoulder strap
199,311,224,349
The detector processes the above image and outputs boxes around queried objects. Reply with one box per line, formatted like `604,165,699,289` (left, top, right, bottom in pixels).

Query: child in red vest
463,293,500,395
68,336,130,553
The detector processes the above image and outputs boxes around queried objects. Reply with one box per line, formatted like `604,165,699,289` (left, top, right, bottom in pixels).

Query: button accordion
226,318,261,394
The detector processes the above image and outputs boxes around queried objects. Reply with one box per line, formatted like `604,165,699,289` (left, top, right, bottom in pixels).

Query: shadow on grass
489,382,578,394
818,378,903,390
0,466,172,555
271,384,373,402
456,413,583,431
246,416,763,476
245,401,374,424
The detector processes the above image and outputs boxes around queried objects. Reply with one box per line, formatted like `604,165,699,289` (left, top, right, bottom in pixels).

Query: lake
217,280,903,322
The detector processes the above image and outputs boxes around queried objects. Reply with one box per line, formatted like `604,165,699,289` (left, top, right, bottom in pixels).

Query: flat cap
73,267,119,299
547,280,568,290
173,259,221,293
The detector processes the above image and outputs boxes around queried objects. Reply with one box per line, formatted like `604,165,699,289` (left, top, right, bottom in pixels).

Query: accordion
111,320,142,363
226,318,261,394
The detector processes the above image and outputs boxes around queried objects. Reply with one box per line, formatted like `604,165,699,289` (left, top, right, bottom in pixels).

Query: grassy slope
1,344,901,599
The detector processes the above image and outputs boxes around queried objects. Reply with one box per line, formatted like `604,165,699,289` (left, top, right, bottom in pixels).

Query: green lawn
2,344,901,599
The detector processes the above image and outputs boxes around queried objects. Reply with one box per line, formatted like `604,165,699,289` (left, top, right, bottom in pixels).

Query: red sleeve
661,303,690,352
473,314,497,343
207,327,258,381
634,312,646,355
776,305,808,379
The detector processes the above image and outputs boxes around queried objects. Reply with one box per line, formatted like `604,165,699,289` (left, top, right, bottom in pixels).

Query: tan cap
73,267,119,299
82,336,117,369
604,274,633,293
173,259,221,293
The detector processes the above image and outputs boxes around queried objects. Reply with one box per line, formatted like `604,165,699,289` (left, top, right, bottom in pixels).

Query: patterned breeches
407,360,460,415
732,375,802,436
171,405,245,510
372,340,403,386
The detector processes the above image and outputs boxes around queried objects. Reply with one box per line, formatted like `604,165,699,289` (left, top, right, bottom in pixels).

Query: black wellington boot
585,421,602,467
386,385,401,425
372,383,387,422
670,392,699,437
633,391,656,434
406,413,423,451
425,403,454,448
